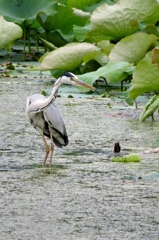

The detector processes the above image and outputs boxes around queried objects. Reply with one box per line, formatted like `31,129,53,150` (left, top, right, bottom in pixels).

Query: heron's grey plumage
27,93,68,148
26,72,95,167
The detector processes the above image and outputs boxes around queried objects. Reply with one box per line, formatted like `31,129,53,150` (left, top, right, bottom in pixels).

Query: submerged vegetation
0,0,159,121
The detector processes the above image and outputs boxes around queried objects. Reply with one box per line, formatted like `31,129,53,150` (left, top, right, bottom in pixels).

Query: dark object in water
114,142,121,153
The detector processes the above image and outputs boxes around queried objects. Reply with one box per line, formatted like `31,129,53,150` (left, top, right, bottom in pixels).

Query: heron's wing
26,93,68,147
26,93,45,123
26,93,47,114
43,103,69,147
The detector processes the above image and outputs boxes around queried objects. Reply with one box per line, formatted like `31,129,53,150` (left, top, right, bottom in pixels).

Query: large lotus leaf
74,21,112,43
0,16,22,50
109,32,158,65
39,31,67,48
83,51,108,66
76,61,133,90
37,5,88,33
57,29,75,43
0,0,58,26
73,8,91,20
67,0,100,9
97,40,114,55
40,42,96,71
123,0,159,24
67,0,113,12
86,31,112,43
73,21,91,42
90,0,159,39
129,50,159,100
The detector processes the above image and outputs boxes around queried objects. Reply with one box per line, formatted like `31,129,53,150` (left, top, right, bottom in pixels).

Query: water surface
0,78,159,239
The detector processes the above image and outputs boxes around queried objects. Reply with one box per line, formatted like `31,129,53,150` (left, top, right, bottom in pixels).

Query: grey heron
26,72,95,167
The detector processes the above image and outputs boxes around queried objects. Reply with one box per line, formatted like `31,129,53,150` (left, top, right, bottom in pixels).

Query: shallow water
0,78,159,239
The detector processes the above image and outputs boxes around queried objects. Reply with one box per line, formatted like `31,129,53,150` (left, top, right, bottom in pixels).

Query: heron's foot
41,134,50,166
43,147,50,166
49,141,54,167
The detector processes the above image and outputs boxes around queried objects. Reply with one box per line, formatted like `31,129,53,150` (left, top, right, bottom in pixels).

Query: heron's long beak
74,78,95,90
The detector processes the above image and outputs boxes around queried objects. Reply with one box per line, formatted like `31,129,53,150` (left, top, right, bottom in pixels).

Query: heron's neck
47,78,61,103
29,78,62,113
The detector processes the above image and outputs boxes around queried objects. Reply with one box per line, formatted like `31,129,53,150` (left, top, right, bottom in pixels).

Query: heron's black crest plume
62,72,75,78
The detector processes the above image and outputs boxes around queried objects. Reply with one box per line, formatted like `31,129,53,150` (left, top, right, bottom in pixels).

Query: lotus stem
27,29,31,54
23,25,26,61
35,32,39,52
151,114,155,121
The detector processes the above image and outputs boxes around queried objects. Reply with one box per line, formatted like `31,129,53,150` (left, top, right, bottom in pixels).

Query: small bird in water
114,142,121,153
26,72,95,167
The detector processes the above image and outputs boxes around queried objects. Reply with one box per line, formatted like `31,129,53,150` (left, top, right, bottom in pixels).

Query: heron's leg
41,134,50,166
49,134,54,167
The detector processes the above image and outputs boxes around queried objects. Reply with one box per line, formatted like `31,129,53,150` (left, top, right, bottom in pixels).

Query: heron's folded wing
43,103,68,146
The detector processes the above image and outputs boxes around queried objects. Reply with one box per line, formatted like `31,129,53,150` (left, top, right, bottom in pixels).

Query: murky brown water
0,77,159,239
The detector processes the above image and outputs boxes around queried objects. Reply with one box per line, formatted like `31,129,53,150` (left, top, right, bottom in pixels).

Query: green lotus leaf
39,31,67,48
83,51,108,66
37,4,87,34
77,61,133,90
37,36,57,51
144,24,159,37
109,32,158,65
0,0,58,26
73,21,91,42
67,0,100,9
86,31,112,43
97,40,114,55
67,0,113,12
139,95,159,122
40,42,96,71
73,8,91,20
129,50,159,100
80,60,101,74
0,16,22,50
90,0,159,39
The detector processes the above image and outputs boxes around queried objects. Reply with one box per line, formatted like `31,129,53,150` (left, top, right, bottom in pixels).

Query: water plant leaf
40,42,96,71
73,21,91,42
97,40,114,56
83,51,108,66
112,153,141,162
109,32,158,65
67,0,100,9
67,0,113,12
0,0,58,26
40,31,67,48
90,0,159,40
129,50,159,100
139,95,159,122
77,61,133,90
0,16,22,51
144,24,159,37
37,36,57,51
37,4,88,34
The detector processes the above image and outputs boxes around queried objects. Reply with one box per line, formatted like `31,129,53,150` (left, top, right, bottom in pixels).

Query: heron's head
60,72,95,90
